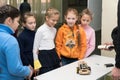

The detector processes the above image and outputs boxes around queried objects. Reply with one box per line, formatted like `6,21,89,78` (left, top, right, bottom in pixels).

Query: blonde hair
45,7,60,19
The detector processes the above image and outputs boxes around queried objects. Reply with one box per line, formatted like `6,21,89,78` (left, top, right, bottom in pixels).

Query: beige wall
101,0,118,57
0,0,7,7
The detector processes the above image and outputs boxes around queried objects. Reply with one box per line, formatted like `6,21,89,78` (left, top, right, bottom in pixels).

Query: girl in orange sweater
55,8,87,66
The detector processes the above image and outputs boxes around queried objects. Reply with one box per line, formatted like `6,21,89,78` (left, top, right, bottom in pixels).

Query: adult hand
98,42,114,51
104,42,114,51
27,65,33,80
112,67,120,80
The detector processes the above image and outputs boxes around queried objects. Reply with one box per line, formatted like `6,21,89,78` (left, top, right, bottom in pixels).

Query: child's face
23,16,36,31
46,15,59,27
80,14,91,27
65,11,78,27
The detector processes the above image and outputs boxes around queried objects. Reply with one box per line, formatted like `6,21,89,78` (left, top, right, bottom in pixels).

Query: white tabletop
34,55,115,80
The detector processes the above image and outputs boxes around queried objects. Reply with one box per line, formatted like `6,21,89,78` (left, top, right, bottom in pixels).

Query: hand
27,65,33,80
104,42,114,51
112,67,120,80
98,42,114,51
34,69,39,77
60,61,62,66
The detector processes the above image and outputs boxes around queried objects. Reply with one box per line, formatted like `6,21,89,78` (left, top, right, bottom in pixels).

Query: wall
88,0,102,31
51,0,62,23
101,0,118,57
0,0,7,7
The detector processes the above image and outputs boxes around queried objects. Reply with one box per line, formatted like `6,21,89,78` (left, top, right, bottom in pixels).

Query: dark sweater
18,28,35,67
112,0,120,68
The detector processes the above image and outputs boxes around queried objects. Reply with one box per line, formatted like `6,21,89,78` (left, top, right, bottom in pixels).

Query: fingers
112,67,120,80
28,65,34,79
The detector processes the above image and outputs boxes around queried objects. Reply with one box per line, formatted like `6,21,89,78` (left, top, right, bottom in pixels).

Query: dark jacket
18,28,35,67
112,0,120,68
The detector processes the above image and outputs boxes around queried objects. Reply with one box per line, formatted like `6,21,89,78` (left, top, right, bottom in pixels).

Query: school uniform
18,27,35,68
33,23,60,74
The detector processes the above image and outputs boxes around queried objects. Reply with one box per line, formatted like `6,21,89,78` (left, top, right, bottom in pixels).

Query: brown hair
0,5,20,23
79,8,93,21
20,12,35,23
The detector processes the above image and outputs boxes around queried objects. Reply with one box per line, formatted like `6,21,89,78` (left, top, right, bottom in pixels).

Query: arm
18,34,29,65
4,37,30,77
33,30,42,70
112,0,120,79
79,27,87,59
112,0,120,69
55,28,63,58
112,27,120,68
85,30,95,57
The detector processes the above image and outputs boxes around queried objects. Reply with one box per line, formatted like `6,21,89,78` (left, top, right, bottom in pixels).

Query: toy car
76,61,91,75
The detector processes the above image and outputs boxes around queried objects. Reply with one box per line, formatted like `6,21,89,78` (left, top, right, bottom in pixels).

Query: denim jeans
61,56,77,66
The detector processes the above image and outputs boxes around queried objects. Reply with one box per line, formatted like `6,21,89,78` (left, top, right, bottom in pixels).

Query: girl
79,8,95,58
17,12,36,79
55,8,87,66
33,7,60,74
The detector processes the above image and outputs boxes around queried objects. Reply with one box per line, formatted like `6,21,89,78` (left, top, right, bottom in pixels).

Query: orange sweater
55,24,87,59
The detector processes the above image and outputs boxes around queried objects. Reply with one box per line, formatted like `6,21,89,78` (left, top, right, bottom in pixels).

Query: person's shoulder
58,23,68,30
87,25,95,32
36,24,45,32
20,2,24,6
24,2,30,6
79,26,84,31
18,31,26,39
8,35,18,43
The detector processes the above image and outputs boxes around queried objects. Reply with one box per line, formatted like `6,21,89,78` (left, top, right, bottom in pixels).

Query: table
34,55,115,80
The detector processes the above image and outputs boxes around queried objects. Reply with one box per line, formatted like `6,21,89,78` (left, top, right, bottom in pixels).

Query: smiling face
45,7,60,27
65,11,78,27
46,14,59,27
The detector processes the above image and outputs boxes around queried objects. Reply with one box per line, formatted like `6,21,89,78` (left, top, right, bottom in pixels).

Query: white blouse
33,23,56,54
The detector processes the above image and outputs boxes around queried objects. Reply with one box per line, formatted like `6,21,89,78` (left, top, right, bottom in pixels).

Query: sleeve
113,27,120,68
85,30,95,57
55,28,63,58
112,0,120,68
4,37,30,77
33,30,42,70
78,28,87,59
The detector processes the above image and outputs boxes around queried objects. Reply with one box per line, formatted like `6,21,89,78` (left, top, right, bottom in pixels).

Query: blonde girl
33,7,60,74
